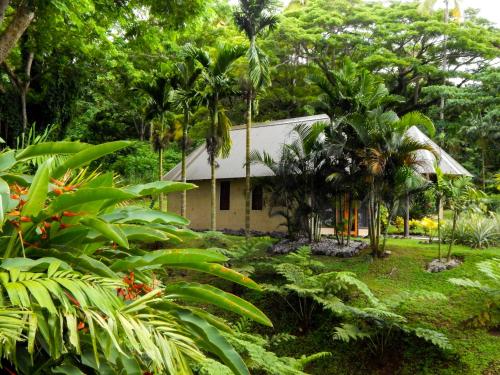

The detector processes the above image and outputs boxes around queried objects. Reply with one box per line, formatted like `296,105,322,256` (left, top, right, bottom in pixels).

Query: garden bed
271,237,368,257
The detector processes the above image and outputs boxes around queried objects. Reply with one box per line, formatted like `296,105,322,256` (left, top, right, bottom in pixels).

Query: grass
171,233,499,374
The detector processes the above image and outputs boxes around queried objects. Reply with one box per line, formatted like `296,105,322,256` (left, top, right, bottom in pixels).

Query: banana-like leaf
111,249,227,271
0,257,71,272
169,263,261,290
0,177,9,224
16,142,91,161
174,309,250,375
166,282,272,327
91,224,169,243
101,206,189,226
0,173,33,186
51,141,132,178
80,217,129,249
22,158,52,218
123,181,196,196
0,150,16,171
29,249,118,279
47,188,137,214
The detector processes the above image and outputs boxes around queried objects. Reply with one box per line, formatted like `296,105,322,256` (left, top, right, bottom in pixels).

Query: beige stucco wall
166,178,286,232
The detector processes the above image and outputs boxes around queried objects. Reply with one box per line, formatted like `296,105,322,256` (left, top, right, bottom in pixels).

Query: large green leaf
80,218,129,249
0,150,17,171
0,257,71,272
110,249,227,271
22,158,52,218
174,309,250,375
169,263,261,290
47,188,137,214
166,282,272,327
119,224,170,242
123,181,196,196
16,142,91,161
0,177,9,224
100,206,189,226
51,141,132,178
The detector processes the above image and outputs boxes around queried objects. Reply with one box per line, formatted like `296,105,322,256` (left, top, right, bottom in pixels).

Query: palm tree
418,0,463,120
173,44,206,216
350,109,436,257
251,122,330,242
136,76,179,210
199,45,245,231
234,0,278,238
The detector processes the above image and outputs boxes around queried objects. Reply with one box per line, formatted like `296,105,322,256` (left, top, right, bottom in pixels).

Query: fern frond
410,327,452,350
333,323,371,343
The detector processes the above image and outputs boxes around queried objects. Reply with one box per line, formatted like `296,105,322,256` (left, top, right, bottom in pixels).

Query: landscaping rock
426,258,462,273
271,237,367,257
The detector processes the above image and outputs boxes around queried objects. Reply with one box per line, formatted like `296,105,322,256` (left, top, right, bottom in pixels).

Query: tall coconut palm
199,45,245,231
234,0,278,238
418,0,463,120
173,44,206,216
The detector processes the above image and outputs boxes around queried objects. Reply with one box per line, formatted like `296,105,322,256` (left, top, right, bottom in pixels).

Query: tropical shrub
263,247,450,354
420,217,438,243
449,258,500,327
0,141,271,374
394,216,404,232
442,213,499,249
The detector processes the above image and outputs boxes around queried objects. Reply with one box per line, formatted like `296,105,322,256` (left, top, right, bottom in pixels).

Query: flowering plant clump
421,217,438,242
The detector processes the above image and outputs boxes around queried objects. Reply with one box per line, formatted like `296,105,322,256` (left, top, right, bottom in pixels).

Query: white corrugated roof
165,114,471,181
407,126,472,177
165,114,330,181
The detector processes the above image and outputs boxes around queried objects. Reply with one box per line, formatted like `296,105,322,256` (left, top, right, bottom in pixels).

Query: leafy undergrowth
168,234,499,374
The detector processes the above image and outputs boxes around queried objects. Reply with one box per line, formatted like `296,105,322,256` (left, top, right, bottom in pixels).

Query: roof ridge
231,114,329,131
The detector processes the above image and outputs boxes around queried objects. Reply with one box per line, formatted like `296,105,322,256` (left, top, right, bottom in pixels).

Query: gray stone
271,237,367,257
426,258,462,273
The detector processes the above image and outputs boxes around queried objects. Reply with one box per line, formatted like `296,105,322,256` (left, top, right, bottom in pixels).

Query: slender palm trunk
404,193,410,237
481,148,486,190
446,211,458,262
210,155,216,231
347,192,352,246
210,109,218,231
437,197,442,259
158,148,164,211
381,201,395,254
244,91,252,238
440,0,449,121
181,108,189,217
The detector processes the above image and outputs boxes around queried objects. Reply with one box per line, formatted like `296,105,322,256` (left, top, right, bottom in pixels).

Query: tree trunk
437,196,442,259
347,192,352,246
210,154,216,231
20,87,27,132
0,5,34,65
440,0,449,121
446,211,457,262
181,108,189,217
0,0,9,25
158,148,164,211
381,201,395,254
244,91,252,238
481,148,485,191
404,193,410,237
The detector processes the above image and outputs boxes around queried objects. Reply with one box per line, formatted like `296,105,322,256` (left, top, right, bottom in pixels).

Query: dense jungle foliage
0,1,499,374
0,0,498,189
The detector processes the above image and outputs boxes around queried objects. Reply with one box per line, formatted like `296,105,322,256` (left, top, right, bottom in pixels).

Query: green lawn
172,234,500,374
311,239,499,374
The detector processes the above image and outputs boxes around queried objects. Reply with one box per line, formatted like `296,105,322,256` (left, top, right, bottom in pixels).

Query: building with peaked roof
165,114,471,233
